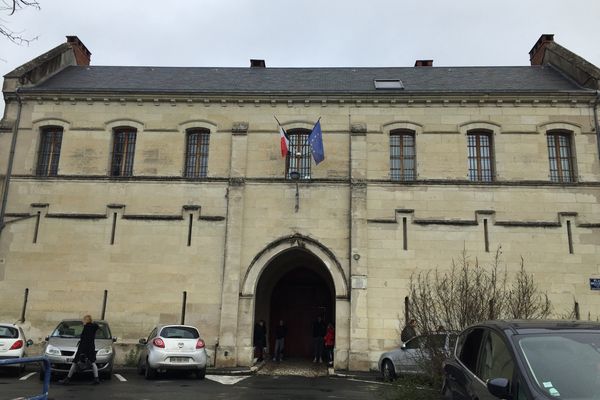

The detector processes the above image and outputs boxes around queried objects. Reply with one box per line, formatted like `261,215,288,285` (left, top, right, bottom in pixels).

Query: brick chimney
414,59,433,67
66,36,91,66
250,59,266,68
529,34,554,66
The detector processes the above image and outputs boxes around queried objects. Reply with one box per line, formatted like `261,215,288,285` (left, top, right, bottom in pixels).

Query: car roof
475,319,600,334
58,319,109,324
156,324,199,330
0,323,18,327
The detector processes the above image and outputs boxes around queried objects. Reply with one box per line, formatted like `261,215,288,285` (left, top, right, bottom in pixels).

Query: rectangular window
286,131,311,180
111,129,136,177
390,131,416,181
547,133,574,183
36,127,63,176
467,133,494,182
184,130,210,178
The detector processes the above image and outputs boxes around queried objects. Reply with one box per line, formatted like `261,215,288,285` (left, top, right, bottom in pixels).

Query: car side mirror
487,378,512,400
139,338,147,345
401,343,407,351
112,337,117,343
26,339,33,346
44,336,49,342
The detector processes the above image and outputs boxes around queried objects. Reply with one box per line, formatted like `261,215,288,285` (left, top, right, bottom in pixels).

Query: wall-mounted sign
590,278,600,291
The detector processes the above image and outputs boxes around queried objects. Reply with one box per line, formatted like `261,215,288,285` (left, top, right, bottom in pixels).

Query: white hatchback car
0,323,33,374
137,325,207,380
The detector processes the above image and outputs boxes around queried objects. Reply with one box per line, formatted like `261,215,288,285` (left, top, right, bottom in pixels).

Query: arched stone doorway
236,234,350,368
254,249,335,359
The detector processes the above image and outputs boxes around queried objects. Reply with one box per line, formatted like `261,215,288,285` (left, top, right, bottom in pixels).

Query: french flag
279,125,289,158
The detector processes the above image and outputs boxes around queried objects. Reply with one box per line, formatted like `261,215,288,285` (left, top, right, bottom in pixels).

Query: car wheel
381,359,396,382
144,359,157,380
195,367,206,380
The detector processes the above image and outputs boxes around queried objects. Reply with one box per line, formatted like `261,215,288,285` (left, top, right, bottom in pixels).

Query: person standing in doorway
312,315,326,363
59,315,100,385
324,323,335,367
253,320,267,362
273,320,287,362
401,319,418,343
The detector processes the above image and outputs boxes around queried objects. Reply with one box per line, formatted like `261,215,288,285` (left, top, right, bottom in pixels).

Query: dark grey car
442,320,600,400
40,319,116,379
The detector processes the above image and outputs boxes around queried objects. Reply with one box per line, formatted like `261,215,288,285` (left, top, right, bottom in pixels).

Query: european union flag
308,120,325,165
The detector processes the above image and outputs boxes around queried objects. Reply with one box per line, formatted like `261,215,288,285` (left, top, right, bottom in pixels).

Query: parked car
137,325,207,380
378,332,457,381
443,320,600,400
40,319,116,380
0,323,33,374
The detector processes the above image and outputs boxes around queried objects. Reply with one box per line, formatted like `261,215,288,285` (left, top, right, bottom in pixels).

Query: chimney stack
66,36,91,66
250,59,266,68
414,59,433,67
529,34,554,66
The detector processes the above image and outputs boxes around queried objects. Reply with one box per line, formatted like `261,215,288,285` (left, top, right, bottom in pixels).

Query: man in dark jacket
60,315,100,385
253,320,267,362
312,316,326,363
273,320,287,362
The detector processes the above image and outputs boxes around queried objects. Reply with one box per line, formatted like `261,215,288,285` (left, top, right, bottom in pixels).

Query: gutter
0,89,23,237
594,90,600,161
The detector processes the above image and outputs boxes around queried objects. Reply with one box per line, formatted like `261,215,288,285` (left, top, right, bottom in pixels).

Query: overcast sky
2,0,600,112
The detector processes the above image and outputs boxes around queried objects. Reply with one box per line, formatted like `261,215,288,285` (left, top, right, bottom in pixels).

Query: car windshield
51,321,112,339
517,333,600,399
159,326,199,339
0,326,18,338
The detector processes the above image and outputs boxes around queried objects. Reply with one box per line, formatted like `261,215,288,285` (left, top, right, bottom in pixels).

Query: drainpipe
594,91,600,161
0,89,23,238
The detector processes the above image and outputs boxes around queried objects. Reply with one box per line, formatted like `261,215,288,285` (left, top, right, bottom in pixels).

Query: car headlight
96,347,113,356
45,345,61,356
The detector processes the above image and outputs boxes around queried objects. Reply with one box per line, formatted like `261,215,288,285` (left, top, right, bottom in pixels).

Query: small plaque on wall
590,278,600,291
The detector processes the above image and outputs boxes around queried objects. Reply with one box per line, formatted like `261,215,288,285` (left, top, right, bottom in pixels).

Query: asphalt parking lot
0,368,391,400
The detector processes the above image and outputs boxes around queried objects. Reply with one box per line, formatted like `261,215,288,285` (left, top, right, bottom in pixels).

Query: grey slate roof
22,65,590,95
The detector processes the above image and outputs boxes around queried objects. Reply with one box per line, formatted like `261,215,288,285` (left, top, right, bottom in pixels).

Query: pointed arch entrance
238,234,350,365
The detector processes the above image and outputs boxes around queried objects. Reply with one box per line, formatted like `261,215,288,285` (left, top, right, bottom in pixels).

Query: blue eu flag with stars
308,120,325,165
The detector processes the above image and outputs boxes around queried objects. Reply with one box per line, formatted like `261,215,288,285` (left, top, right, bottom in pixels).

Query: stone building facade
1,35,599,370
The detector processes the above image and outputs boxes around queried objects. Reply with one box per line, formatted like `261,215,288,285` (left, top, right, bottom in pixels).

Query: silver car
378,332,456,381
0,323,33,374
40,319,116,380
137,325,207,380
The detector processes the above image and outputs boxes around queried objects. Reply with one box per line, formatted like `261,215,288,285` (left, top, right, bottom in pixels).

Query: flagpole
274,116,283,126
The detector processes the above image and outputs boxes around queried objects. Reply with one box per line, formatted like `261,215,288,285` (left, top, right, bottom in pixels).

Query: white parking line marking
19,372,36,381
346,378,392,386
206,375,250,385
114,373,127,382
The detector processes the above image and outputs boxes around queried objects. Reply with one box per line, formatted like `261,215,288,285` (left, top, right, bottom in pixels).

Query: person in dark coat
253,320,267,362
272,320,287,362
312,316,326,363
401,319,417,343
60,315,100,385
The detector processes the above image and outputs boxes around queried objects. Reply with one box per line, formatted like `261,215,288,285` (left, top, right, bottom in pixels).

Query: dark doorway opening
254,249,335,360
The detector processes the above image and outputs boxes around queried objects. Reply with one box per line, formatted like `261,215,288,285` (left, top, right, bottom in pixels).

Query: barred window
390,130,416,181
110,128,136,177
36,127,63,176
547,132,575,183
185,129,210,178
286,130,311,180
467,132,494,182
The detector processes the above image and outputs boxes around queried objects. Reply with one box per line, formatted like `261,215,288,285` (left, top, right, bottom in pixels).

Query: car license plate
170,357,188,363
65,357,73,363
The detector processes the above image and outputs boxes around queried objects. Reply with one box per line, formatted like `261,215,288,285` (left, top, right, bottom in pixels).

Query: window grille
111,128,136,177
286,130,311,180
390,130,416,181
36,127,63,176
547,132,574,183
467,132,494,182
185,129,210,178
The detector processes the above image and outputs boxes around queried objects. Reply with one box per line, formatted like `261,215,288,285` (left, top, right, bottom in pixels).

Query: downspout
0,89,23,238
594,91,600,161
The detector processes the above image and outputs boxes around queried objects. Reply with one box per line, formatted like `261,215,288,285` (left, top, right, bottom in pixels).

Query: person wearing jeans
273,320,287,362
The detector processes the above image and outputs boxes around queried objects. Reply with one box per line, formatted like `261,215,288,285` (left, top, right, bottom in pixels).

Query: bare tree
1,0,40,45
